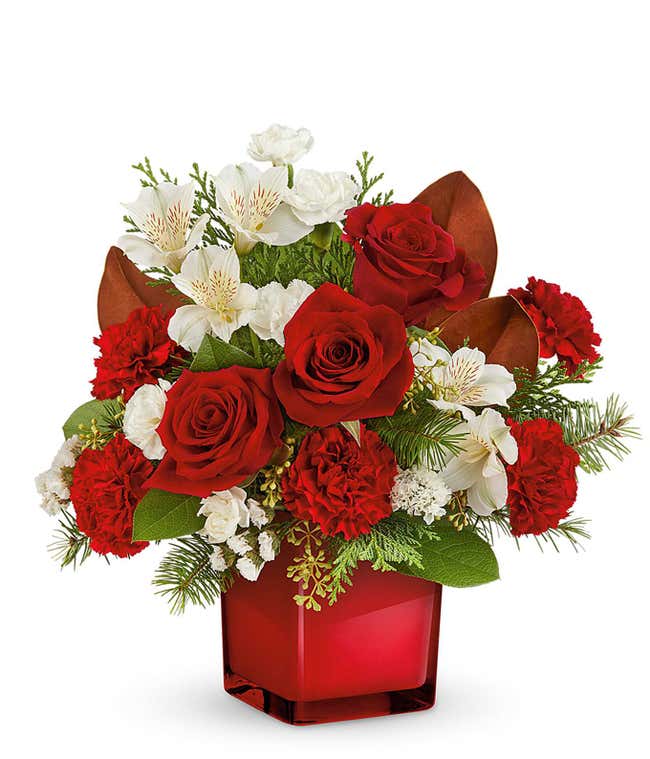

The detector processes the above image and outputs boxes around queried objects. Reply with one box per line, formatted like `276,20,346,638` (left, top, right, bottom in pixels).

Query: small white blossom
391,467,452,524
258,532,276,562
198,488,250,544
249,279,314,346
247,124,313,166
285,169,359,226
236,556,264,582
410,338,449,388
248,499,269,528
35,436,82,515
210,545,228,572
123,379,170,460
227,532,252,556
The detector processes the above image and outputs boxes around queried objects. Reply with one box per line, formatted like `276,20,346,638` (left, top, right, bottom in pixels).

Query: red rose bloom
282,425,397,539
343,202,486,325
508,277,601,374
272,283,414,427
92,305,185,401
506,418,580,537
70,434,153,557
146,367,284,497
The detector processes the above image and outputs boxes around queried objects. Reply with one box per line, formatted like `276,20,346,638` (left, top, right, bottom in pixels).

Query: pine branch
153,534,234,615
48,509,92,569
562,394,639,473
354,151,393,205
369,405,465,470
470,510,591,552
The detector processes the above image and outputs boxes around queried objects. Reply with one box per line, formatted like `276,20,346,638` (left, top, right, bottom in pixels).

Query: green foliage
188,162,234,247
470,509,592,552
562,394,639,473
48,509,92,569
369,404,465,470
353,151,394,206
132,490,204,541
153,534,234,615
396,519,499,587
229,326,285,369
326,512,438,605
62,397,124,443
189,333,259,372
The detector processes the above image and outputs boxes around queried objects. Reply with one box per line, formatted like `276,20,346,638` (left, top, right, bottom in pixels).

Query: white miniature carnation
123,379,171,460
210,545,228,572
35,436,82,515
391,466,452,525
248,499,269,529
236,556,264,582
285,169,359,226
258,532,276,562
247,124,313,165
249,279,314,346
227,532,252,556
198,487,250,544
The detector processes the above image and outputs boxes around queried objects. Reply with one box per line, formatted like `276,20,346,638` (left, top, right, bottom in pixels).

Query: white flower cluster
391,467,452,524
35,436,82,515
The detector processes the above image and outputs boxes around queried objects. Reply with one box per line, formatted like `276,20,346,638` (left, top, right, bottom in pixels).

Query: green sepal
396,519,500,587
132,489,204,541
189,334,259,372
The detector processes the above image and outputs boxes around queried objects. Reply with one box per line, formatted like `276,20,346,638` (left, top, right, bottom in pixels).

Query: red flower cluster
343,202,486,325
506,418,580,536
508,277,601,374
273,283,414,426
92,306,185,401
282,425,397,539
147,367,284,497
70,435,153,557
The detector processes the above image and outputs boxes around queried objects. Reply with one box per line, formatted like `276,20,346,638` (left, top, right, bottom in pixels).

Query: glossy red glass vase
221,554,442,725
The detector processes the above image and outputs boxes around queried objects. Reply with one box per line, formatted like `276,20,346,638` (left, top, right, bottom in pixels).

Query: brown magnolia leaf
97,247,186,330
436,295,539,376
414,171,497,326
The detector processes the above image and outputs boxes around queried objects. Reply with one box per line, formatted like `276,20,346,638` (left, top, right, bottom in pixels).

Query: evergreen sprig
153,534,234,614
562,394,639,473
48,509,93,569
188,162,234,247
354,151,394,205
471,509,591,552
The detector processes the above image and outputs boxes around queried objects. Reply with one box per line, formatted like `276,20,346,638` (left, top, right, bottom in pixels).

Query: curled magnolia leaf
97,247,186,330
414,171,497,327
436,295,539,377
340,420,362,446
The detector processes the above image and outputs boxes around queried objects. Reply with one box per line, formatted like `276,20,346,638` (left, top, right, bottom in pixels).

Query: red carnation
506,418,580,537
343,202,486,325
282,425,397,540
508,277,601,374
92,305,185,401
70,434,153,557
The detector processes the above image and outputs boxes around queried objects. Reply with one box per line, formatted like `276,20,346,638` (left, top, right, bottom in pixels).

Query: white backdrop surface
2,2,648,756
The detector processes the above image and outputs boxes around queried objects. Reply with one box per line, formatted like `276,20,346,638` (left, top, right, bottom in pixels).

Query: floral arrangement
37,124,638,613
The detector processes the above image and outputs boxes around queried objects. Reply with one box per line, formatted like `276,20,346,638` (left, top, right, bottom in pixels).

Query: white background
2,1,648,756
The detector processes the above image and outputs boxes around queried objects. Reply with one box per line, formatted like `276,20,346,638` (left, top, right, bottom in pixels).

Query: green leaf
62,399,111,439
396,520,499,587
132,489,204,541
189,333,259,372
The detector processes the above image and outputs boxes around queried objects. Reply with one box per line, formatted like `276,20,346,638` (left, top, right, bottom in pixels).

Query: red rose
146,367,284,497
272,283,414,427
508,277,601,374
506,418,580,536
92,305,185,401
70,434,153,557
343,202,486,325
282,425,397,539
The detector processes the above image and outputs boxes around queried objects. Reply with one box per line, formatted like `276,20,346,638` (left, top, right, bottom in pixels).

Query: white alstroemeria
198,487,250,544
117,182,208,272
168,246,257,351
258,532,277,562
247,124,313,165
35,436,83,515
441,408,518,516
236,556,265,582
391,466,452,524
284,169,359,226
424,346,516,420
123,379,170,460
214,163,313,254
249,279,314,346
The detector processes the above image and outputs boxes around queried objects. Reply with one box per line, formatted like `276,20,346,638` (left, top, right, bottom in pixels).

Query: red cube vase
221,553,443,725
